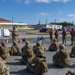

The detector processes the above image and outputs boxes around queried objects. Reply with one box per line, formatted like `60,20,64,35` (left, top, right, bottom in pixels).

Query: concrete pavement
5,36,75,75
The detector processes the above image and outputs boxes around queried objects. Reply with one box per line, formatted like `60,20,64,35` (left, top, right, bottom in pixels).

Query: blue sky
0,0,75,25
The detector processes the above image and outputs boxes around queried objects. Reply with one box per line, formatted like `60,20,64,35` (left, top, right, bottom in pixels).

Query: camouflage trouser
0,64,9,75
12,36,18,43
71,36,74,44
53,58,70,67
50,35,53,42
62,36,66,44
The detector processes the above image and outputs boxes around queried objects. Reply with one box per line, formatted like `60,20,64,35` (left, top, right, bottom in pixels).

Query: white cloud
35,0,70,3
58,11,63,15
2,0,70,4
63,0,71,3
25,0,30,4
15,0,22,4
38,12,52,16
35,0,50,3
59,18,65,21
68,14,75,17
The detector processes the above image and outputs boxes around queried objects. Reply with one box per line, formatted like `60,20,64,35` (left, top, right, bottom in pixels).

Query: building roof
0,18,11,23
0,18,28,26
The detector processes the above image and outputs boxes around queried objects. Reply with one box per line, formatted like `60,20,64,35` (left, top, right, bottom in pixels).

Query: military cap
59,44,65,50
26,45,31,49
25,41,30,45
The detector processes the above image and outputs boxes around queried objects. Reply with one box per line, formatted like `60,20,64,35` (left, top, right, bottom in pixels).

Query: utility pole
39,20,40,25
46,19,48,25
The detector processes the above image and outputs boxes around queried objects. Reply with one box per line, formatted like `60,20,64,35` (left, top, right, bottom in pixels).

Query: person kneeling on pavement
70,42,75,57
21,45,36,64
10,42,21,56
0,42,9,63
0,57,9,75
26,50,48,74
33,41,45,54
48,38,59,51
53,44,70,67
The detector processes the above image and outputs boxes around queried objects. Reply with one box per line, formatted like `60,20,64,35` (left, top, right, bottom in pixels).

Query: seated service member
70,42,75,57
53,44,70,67
21,45,35,64
0,57,9,75
33,41,45,54
21,41,31,56
26,50,48,74
0,42,9,62
48,38,59,51
10,41,21,56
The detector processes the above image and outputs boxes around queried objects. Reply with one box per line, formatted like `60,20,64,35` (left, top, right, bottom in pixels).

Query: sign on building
3,29,10,37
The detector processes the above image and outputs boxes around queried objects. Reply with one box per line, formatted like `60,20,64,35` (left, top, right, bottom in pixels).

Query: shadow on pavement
7,61,24,66
69,64,75,68
48,63,63,69
10,69,46,75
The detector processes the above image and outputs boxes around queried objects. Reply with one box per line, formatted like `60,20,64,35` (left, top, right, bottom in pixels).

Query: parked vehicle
39,28,49,32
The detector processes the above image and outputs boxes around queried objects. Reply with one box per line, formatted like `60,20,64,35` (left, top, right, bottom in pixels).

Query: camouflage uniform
0,42,9,62
54,29,59,42
33,41,45,54
53,44,70,67
49,28,53,42
0,57,9,75
62,28,67,44
21,41,32,56
10,26,19,43
21,45,35,64
49,38,59,51
10,42,21,55
26,50,48,74
70,43,75,57
70,28,75,45
21,41,35,64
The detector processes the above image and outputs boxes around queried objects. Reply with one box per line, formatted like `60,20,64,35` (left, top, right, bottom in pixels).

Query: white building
32,24,62,30
0,18,34,30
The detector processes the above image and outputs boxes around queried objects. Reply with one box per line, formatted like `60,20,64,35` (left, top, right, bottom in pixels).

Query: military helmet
26,45,31,49
1,41,6,46
36,41,41,46
59,44,65,50
36,50,44,57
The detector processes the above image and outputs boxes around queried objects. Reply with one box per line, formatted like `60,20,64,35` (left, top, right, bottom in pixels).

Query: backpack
26,49,33,57
35,58,48,74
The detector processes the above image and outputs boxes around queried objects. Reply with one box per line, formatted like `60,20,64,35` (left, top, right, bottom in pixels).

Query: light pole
46,19,48,25
12,16,14,27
